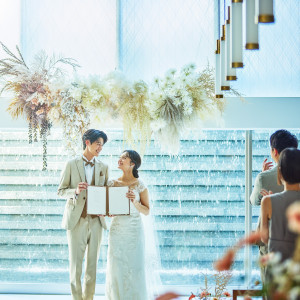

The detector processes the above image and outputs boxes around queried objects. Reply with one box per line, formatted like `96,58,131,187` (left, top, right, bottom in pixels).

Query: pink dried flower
200,290,211,297
36,108,44,115
155,292,180,300
31,97,39,105
214,248,236,271
238,232,262,247
222,291,231,296
286,202,300,234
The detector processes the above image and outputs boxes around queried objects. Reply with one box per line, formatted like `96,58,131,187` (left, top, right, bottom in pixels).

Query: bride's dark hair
123,150,141,178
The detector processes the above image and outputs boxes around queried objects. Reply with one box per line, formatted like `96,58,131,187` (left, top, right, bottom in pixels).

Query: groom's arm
57,161,77,199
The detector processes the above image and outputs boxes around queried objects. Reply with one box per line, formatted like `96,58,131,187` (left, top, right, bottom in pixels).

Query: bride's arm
127,189,150,215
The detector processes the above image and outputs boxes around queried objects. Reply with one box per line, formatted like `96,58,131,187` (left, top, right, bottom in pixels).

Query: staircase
1,128,297,286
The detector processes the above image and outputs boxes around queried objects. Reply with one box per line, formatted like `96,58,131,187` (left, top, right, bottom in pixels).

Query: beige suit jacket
58,156,108,230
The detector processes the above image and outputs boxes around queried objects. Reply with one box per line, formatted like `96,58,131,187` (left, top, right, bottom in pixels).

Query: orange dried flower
214,248,236,271
238,231,262,247
188,293,196,300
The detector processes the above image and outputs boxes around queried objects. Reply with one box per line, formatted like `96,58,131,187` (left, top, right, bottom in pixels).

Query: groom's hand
76,182,88,195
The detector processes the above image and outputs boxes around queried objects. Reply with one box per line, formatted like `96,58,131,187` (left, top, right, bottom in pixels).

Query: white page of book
87,186,106,215
109,187,130,215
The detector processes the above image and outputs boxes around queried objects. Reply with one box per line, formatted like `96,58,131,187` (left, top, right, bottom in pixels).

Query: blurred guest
250,129,298,281
261,148,300,261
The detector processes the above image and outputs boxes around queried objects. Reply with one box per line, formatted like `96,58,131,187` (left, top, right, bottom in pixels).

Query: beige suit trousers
67,216,103,300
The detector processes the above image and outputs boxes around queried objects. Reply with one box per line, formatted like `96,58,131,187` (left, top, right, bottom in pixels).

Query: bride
105,149,154,300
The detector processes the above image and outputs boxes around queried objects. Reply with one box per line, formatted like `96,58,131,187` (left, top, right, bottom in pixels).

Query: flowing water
0,128,299,289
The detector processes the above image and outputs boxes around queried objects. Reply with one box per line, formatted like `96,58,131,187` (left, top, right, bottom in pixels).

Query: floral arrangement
0,44,240,168
214,202,300,300
188,271,232,300
0,43,79,169
51,83,91,156
147,64,223,154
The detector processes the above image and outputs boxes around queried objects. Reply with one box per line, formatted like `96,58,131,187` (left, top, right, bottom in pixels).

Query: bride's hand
126,189,136,202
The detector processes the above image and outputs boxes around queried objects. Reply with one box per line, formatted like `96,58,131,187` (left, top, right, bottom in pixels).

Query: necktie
83,158,94,167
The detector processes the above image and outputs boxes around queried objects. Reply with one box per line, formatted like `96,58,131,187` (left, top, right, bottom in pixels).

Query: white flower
288,261,300,275
69,88,82,99
110,94,119,103
290,287,300,300
150,119,166,132
173,97,181,107
89,89,100,102
181,89,189,98
165,68,176,78
183,105,193,115
166,89,177,99
268,252,282,265
48,109,60,121
38,94,46,105
182,95,193,106
26,92,38,103
274,273,288,287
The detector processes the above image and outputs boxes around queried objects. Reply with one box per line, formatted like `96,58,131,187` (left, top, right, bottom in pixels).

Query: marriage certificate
87,186,130,216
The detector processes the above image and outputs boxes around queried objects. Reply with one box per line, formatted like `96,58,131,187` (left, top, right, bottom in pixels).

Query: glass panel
228,0,300,97
0,0,21,52
20,0,117,76
119,0,215,81
0,129,246,287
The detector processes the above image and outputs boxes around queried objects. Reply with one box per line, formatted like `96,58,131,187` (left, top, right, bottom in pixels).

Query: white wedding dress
105,179,148,300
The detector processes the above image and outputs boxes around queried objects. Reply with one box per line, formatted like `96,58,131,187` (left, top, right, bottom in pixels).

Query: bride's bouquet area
0,43,239,168
214,202,300,300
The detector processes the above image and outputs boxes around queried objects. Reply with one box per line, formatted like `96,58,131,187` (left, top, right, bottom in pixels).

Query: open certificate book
87,186,130,216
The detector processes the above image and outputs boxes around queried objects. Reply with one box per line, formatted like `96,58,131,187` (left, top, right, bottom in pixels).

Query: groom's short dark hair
82,129,108,150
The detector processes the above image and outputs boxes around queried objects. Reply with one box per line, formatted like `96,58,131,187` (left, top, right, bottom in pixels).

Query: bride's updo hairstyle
277,148,300,185
123,150,141,178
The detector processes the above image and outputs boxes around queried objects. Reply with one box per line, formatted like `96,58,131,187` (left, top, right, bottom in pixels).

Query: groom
58,129,109,300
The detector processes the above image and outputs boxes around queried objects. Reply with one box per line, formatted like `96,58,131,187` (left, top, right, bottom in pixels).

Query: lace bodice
107,179,147,194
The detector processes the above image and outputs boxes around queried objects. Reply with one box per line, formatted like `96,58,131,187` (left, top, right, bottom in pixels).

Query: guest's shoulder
260,165,278,179
258,166,278,187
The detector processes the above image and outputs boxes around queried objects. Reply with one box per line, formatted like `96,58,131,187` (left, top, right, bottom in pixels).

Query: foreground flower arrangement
0,44,239,168
187,271,232,300
214,202,300,300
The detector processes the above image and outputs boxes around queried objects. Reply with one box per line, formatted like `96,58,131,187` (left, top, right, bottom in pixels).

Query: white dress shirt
82,155,95,185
